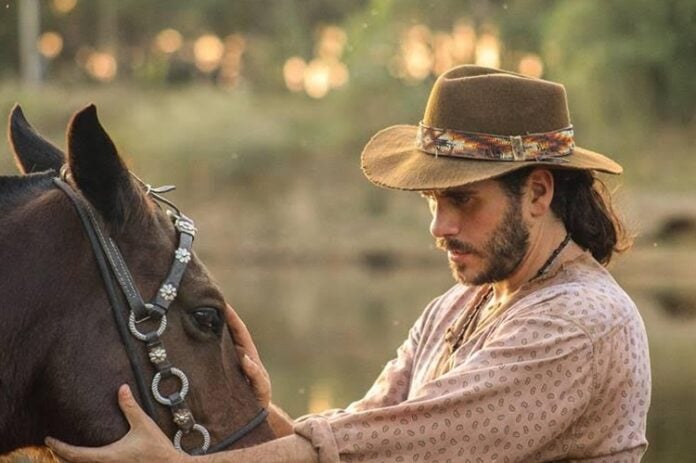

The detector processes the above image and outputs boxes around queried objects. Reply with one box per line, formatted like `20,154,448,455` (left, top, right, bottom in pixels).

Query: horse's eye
191,308,223,335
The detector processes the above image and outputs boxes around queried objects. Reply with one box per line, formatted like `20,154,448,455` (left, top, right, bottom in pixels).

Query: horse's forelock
0,170,167,253
108,177,169,238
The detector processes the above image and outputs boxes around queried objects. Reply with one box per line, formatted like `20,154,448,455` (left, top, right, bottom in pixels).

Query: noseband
53,172,267,454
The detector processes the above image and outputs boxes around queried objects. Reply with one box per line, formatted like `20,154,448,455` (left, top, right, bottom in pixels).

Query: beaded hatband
416,122,575,163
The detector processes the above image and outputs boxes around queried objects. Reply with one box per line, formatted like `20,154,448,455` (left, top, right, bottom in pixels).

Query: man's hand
226,305,296,436
225,304,271,408
45,385,187,463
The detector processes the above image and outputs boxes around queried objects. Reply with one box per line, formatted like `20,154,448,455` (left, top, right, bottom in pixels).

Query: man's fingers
225,304,260,359
241,353,265,378
225,305,270,406
244,351,270,378
241,354,271,403
238,348,269,384
45,437,110,463
117,384,152,429
236,345,249,365
46,387,179,463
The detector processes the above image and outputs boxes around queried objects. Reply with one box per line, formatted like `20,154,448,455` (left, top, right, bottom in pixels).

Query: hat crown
423,65,571,135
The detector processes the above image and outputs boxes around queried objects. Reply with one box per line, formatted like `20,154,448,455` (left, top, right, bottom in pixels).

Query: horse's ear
67,104,136,223
8,104,65,174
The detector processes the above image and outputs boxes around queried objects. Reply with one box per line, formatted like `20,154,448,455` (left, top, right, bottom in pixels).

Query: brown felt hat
361,65,622,190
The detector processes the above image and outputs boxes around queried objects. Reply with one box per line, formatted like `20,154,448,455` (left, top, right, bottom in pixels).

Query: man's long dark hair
497,166,632,266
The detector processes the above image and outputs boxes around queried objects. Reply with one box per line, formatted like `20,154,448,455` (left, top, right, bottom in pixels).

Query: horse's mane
0,169,158,238
0,171,55,210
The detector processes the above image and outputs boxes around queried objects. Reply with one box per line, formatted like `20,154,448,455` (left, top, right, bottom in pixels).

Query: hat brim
361,125,623,191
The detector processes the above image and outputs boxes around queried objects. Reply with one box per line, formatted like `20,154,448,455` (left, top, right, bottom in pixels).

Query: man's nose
429,203,460,238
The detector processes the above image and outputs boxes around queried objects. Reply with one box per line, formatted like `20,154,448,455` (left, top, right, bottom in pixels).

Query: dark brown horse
0,105,274,457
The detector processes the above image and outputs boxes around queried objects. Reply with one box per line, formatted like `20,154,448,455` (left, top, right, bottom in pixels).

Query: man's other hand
46,385,186,463
225,304,271,408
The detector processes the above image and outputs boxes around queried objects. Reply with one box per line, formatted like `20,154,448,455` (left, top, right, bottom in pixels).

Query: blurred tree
543,0,696,126
97,0,117,54
0,2,19,79
18,0,41,85
497,0,557,53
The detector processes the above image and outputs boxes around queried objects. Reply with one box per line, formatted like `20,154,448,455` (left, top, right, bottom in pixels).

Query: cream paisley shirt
294,253,651,462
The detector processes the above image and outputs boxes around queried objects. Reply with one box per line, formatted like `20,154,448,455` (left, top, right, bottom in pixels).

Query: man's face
423,178,530,285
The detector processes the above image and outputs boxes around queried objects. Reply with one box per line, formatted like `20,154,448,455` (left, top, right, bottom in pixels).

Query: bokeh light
433,32,454,75
155,29,183,54
37,31,64,59
400,25,434,81
328,60,349,88
194,34,225,73
218,34,247,88
224,33,246,56
452,21,476,62
406,24,432,45
85,51,117,82
475,33,500,68
316,25,347,60
283,57,307,92
304,59,331,98
403,42,433,80
391,20,481,81
518,53,544,78
52,0,77,14
283,25,349,97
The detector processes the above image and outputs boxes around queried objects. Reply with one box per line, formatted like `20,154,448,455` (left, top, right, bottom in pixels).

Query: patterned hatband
416,122,575,162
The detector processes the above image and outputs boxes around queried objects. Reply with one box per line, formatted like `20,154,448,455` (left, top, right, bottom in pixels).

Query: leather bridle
52,171,267,454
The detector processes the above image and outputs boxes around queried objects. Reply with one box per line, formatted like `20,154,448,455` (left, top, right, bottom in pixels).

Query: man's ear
8,104,65,174
66,104,138,224
526,168,555,217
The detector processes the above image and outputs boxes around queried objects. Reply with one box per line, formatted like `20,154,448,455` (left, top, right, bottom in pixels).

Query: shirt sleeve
293,311,596,463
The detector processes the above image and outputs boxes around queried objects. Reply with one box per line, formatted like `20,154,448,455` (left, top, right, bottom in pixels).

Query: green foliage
544,0,696,126
0,3,19,79
497,0,557,52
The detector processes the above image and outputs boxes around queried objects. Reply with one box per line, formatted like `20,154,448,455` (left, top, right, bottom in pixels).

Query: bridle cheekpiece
53,167,267,454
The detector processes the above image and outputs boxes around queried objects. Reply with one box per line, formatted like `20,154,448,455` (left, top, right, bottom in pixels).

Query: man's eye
449,195,470,206
190,308,223,335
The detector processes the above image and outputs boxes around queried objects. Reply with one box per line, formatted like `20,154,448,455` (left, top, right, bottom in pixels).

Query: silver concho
148,346,168,364
173,408,194,427
175,218,197,236
159,283,177,301
175,248,192,264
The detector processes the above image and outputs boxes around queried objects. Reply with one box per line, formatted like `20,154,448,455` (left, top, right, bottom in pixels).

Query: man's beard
436,198,530,285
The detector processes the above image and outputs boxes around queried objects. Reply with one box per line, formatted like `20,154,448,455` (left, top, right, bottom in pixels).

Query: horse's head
0,105,274,454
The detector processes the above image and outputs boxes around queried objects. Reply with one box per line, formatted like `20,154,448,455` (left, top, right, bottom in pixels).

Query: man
48,65,651,462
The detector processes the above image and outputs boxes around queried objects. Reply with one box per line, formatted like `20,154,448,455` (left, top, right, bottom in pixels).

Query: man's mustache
435,237,481,256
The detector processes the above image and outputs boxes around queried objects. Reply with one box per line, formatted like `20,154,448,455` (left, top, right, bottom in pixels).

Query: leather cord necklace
528,232,572,282
436,233,572,377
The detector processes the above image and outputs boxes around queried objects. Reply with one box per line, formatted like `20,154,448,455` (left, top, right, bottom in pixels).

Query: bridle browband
52,171,267,454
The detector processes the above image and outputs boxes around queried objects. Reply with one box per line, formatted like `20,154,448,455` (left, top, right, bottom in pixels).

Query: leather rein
52,172,267,455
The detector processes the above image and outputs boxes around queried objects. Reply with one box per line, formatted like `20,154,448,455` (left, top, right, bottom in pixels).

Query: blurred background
0,0,694,461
